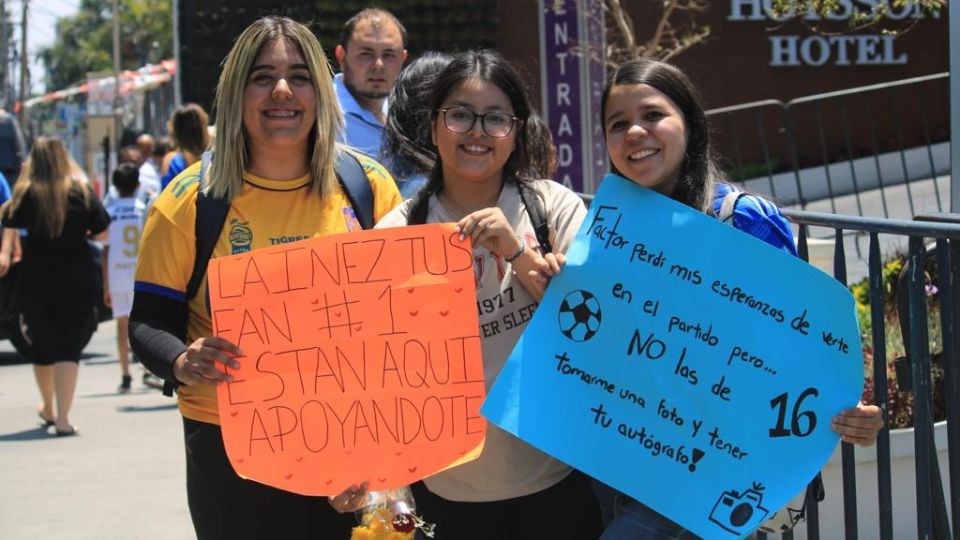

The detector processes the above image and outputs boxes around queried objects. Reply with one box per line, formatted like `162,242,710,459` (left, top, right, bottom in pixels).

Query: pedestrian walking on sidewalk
0,136,110,436
102,162,145,393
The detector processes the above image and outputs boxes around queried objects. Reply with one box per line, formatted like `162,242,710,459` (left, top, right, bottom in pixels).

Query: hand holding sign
208,223,487,496
482,175,863,538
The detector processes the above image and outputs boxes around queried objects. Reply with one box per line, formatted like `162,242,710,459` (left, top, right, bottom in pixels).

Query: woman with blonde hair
129,16,401,538
159,102,210,190
0,136,109,436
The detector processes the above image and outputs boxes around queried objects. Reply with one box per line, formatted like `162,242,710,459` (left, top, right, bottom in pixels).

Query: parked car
0,110,25,183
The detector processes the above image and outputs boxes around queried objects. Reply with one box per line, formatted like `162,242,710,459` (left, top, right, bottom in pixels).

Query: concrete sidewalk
0,321,195,539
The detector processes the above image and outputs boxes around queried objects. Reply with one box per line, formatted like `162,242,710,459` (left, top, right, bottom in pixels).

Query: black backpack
161,150,374,396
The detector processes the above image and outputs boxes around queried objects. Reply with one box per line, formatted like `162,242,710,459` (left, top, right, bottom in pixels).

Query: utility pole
17,0,26,129
172,0,181,106
0,0,7,110
951,0,959,213
112,0,121,152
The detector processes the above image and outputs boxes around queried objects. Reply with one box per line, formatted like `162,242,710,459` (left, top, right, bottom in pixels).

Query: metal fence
706,73,950,221
758,209,959,540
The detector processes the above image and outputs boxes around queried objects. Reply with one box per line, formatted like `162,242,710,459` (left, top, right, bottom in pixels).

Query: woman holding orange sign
129,16,401,539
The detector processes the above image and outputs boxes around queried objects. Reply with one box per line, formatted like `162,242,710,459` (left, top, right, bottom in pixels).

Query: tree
39,0,172,92
769,0,946,35
603,0,711,65
602,0,946,65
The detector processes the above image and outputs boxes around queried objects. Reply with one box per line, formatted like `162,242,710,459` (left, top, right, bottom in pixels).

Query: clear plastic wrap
350,487,435,540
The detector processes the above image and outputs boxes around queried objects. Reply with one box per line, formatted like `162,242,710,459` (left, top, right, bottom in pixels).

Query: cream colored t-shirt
375,178,588,502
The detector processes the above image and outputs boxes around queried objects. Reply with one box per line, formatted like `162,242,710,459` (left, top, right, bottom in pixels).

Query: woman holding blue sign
590,58,885,539
375,50,602,539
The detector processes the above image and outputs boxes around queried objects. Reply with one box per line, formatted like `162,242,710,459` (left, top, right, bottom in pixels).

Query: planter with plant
849,253,945,429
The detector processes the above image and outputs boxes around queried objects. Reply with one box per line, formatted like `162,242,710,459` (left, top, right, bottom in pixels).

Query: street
0,320,194,539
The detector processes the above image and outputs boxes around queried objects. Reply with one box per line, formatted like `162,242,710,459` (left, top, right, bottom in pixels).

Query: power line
48,0,80,9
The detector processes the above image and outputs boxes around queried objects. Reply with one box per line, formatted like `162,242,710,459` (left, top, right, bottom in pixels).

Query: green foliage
769,0,946,35
850,252,945,428
39,0,173,91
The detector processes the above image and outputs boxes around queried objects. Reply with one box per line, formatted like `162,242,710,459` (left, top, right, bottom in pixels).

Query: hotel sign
727,0,941,66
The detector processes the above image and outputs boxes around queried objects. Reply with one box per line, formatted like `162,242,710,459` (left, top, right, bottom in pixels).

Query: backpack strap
517,180,553,254
718,190,748,229
186,150,225,301
163,151,222,397
336,151,374,230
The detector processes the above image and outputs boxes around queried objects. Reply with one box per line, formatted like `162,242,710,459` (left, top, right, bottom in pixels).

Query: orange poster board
209,223,486,496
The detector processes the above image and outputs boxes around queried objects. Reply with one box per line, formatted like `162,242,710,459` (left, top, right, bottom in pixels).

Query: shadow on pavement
79,353,113,364
116,403,178,413
81,388,164,399
0,426,62,442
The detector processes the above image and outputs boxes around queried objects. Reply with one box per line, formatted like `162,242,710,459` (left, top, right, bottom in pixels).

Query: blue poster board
482,174,863,538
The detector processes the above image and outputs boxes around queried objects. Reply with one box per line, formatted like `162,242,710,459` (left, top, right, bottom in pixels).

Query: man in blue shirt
334,8,408,157
0,170,11,207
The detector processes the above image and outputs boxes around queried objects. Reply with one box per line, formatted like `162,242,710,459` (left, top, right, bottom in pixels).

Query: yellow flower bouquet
350,487,435,540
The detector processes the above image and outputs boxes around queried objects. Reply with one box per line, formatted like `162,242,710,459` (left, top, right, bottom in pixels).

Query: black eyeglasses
438,107,519,138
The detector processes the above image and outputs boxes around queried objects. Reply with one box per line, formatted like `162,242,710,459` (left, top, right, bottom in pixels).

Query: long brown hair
4,136,89,238
207,16,343,201
601,58,719,213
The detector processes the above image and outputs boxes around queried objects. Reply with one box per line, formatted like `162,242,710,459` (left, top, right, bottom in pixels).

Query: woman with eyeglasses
375,49,602,539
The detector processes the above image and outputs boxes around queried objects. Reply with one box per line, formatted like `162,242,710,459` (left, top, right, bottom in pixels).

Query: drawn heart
311,299,319,304
236,458,244,463
295,457,304,462
440,310,449,317
354,325,362,332
378,477,387,483
334,311,342,318
458,450,467,456
345,450,352,455
407,287,414,294
394,451,402,456
408,466,418,474
409,310,419,316
325,479,333,486
284,473,293,479
230,411,238,417
454,287,463,293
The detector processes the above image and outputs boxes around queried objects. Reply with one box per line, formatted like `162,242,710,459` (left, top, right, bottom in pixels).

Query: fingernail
459,234,465,241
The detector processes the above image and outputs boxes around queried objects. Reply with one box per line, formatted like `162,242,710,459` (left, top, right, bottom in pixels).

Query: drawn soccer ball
558,290,602,342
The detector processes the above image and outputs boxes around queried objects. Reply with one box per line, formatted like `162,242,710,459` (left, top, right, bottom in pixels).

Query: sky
10,0,80,95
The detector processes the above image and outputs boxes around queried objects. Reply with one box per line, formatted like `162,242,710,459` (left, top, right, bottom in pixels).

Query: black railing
706,73,950,220
780,208,958,540
579,192,957,539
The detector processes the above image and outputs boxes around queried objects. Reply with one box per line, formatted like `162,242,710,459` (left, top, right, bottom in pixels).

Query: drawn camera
708,487,770,534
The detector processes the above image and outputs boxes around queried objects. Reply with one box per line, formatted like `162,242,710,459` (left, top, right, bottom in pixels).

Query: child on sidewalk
102,163,145,393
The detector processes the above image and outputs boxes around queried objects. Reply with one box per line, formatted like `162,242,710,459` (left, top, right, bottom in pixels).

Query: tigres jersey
135,154,402,424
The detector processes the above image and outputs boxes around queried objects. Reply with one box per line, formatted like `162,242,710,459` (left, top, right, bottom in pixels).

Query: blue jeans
593,481,699,540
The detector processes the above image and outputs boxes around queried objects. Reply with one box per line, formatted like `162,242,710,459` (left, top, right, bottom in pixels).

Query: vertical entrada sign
539,0,607,194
